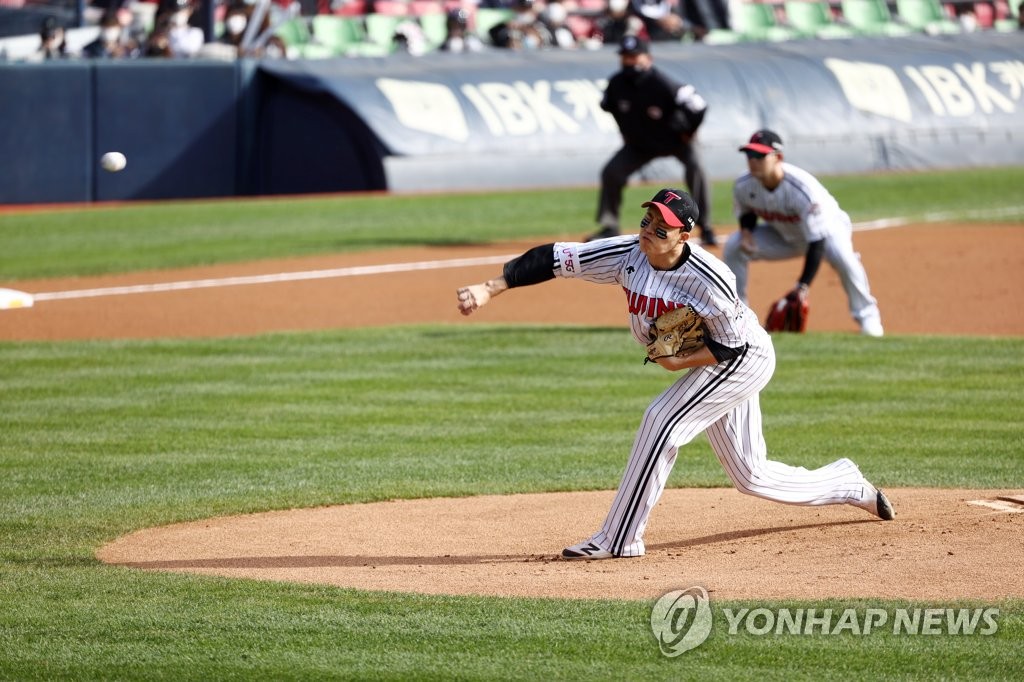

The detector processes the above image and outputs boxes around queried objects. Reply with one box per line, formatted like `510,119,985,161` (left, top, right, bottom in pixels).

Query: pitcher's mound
97,488,1024,601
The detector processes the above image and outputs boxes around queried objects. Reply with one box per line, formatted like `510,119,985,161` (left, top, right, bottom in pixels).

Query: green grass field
1,168,1023,679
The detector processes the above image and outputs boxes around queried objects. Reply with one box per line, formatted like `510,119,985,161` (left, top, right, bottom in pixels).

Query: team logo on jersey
623,288,687,319
756,210,800,224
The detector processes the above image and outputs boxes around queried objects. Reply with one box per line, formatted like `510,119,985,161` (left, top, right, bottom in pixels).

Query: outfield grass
1,174,1023,679
1,329,1022,679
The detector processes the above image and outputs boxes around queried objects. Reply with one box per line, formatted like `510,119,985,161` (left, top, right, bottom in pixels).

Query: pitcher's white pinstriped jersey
733,162,851,244
552,234,760,350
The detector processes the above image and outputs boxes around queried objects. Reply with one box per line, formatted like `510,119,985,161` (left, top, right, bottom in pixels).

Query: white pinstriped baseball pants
589,330,872,557
722,224,881,325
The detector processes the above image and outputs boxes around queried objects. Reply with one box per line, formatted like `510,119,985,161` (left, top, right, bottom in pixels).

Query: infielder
723,130,884,337
456,188,894,560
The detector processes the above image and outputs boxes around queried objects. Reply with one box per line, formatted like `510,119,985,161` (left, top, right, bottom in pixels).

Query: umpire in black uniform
589,36,716,246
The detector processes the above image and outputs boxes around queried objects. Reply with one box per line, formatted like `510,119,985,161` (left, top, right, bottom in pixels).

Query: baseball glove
646,305,705,362
764,293,809,333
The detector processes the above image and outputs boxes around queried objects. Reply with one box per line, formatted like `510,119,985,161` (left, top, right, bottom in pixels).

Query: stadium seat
372,0,411,15
419,11,449,49
896,0,963,32
993,0,1020,30
784,0,860,38
276,17,336,59
565,14,596,40
410,0,445,15
702,27,746,43
971,1,995,28
311,14,367,56
841,0,918,35
473,7,516,41
351,13,402,55
331,0,368,16
728,1,802,41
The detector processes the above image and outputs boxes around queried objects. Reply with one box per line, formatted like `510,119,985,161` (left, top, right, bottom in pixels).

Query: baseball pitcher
457,188,894,560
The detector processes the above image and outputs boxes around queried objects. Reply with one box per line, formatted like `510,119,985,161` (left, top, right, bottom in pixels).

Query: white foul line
22,205,1023,304
31,255,517,302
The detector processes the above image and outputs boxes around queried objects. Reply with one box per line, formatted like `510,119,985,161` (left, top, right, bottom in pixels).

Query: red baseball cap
739,129,784,155
641,188,699,231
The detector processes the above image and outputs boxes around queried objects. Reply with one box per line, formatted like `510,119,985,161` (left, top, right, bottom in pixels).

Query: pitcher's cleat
561,540,616,560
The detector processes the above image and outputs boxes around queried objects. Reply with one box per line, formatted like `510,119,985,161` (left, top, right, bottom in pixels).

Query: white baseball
100,152,127,173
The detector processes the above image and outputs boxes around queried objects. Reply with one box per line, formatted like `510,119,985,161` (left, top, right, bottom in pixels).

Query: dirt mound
97,488,1024,601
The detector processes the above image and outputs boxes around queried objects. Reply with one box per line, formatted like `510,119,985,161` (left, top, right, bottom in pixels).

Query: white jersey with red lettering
732,161,848,246
551,235,876,557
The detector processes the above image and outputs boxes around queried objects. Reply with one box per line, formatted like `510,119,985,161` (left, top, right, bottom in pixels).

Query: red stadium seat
373,0,411,15
973,1,996,26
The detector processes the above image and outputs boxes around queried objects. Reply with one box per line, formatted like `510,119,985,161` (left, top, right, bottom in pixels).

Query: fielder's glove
764,292,809,333
646,305,706,363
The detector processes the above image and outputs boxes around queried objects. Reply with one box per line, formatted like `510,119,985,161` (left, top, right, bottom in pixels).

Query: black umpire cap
618,35,649,56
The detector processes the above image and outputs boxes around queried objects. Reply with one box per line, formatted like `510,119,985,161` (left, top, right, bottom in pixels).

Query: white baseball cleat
860,314,884,337
854,488,896,520
561,540,616,560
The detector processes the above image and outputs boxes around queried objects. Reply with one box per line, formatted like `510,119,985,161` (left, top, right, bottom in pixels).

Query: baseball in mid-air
100,151,127,173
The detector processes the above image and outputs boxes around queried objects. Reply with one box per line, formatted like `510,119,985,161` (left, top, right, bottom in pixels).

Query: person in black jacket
589,35,717,246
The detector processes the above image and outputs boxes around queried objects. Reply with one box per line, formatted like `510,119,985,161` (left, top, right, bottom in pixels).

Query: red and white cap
739,129,784,155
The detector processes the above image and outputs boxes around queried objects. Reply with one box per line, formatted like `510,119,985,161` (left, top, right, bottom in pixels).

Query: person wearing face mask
588,35,716,247
592,0,645,47
215,1,287,58
152,0,204,58
83,9,139,59
489,0,555,50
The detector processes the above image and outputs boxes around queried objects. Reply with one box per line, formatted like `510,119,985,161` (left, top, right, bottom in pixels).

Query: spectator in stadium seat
142,12,174,57
592,0,646,47
26,16,67,62
83,9,140,58
630,0,687,41
681,0,730,40
156,0,205,58
440,8,486,53
216,0,288,58
489,0,557,49
540,0,581,48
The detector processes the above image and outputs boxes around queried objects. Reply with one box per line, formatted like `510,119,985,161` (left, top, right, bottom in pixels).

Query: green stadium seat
702,27,746,43
311,15,367,57
993,0,1020,31
275,18,336,59
275,17,311,53
729,1,802,41
841,0,918,35
784,0,860,38
349,13,403,56
419,11,449,50
895,0,963,33
474,7,516,43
